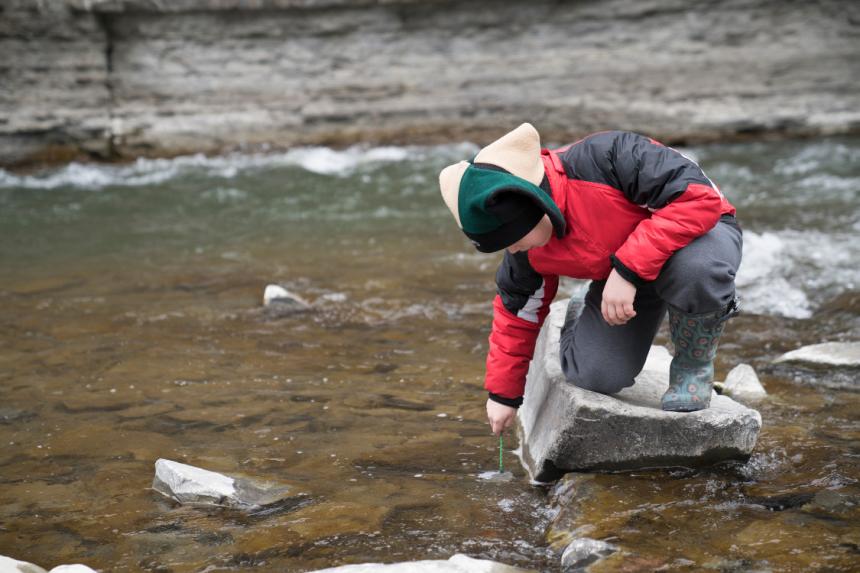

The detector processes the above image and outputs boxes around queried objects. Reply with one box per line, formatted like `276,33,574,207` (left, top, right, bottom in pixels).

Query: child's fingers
602,300,611,324
606,303,620,325
623,302,636,319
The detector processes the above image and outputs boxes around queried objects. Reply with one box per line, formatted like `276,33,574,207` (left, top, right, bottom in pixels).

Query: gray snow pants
559,215,743,394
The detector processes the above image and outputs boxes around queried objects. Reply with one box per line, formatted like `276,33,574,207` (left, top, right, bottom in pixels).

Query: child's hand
486,399,517,436
601,269,637,326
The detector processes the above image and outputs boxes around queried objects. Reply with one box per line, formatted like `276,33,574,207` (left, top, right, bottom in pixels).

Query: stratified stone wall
0,0,112,164
2,0,859,167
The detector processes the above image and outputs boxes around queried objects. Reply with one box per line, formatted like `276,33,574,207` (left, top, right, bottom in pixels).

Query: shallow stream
0,137,857,571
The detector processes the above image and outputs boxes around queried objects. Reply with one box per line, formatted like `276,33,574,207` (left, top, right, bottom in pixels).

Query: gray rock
772,342,860,391
720,363,767,404
561,538,617,571
152,458,299,511
802,489,859,519
0,408,35,424
774,342,860,367
308,553,532,572
2,0,859,167
262,284,310,309
518,300,762,482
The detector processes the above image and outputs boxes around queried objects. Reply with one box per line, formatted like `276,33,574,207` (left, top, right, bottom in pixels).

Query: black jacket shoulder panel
558,131,622,189
558,131,713,209
495,251,543,316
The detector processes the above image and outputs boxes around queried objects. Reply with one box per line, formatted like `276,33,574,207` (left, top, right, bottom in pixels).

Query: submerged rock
518,300,762,482
774,342,860,367
560,537,617,571
0,556,98,573
152,459,300,511
308,553,533,572
0,408,35,424
720,363,767,404
477,470,515,483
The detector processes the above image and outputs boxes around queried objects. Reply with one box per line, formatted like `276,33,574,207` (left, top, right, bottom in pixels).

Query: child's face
506,215,553,254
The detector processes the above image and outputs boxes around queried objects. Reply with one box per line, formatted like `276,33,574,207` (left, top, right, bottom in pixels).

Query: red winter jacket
485,131,736,407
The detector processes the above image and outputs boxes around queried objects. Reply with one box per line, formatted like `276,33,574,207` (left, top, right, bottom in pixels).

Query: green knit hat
439,123,566,253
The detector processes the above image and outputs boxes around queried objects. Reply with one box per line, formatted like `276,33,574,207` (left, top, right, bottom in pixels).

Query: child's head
438,123,566,253
505,214,553,253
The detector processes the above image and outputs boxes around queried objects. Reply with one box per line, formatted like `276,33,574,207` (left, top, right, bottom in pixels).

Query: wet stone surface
518,302,762,481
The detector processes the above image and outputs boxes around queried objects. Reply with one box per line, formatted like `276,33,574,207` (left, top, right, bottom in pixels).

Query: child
438,124,742,436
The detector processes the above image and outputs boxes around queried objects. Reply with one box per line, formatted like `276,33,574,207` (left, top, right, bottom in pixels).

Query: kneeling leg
559,281,666,394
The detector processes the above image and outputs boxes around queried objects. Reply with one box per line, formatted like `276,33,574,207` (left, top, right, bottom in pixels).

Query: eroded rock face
517,300,762,482
2,0,859,167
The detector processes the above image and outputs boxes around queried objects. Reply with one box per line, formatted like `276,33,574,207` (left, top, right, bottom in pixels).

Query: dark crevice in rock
744,492,816,512
95,11,120,161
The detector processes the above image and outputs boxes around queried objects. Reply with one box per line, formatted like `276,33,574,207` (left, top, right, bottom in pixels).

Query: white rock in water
774,342,860,367
152,459,294,509
721,364,767,403
263,284,310,308
0,555,47,573
518,300,762,482
308,553,530,572
153,459,235,505
0,556,99,573
561,537,617,571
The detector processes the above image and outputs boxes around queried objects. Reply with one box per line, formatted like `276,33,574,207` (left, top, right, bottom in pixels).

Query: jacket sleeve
562,131,730,285
485,251,559,407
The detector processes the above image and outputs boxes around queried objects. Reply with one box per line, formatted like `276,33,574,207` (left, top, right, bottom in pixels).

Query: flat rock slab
774,342,860,367
152,458,303,512
518,300,762,482
308,553,533,572
772,342,860,391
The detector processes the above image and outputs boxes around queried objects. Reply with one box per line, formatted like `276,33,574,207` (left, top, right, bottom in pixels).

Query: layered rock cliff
2,0,858,167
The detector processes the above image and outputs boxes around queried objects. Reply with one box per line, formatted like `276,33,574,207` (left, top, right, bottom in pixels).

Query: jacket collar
540,148,569,221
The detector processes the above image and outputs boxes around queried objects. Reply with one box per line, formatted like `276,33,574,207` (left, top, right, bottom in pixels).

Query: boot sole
661,402,709,412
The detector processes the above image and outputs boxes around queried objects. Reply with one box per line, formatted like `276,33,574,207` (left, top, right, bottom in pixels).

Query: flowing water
0,137,857,572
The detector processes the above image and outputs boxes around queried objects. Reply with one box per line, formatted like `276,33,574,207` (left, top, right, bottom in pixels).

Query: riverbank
2,0,859,168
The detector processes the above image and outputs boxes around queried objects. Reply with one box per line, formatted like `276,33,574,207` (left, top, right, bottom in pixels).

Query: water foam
773,140,860,177
0,143,479,190
737,230,859,319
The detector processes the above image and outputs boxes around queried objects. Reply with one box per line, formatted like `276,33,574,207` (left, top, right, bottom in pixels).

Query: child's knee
564,359,635,395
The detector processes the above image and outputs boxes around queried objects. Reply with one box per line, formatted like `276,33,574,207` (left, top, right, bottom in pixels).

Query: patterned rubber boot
661,299,739,412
